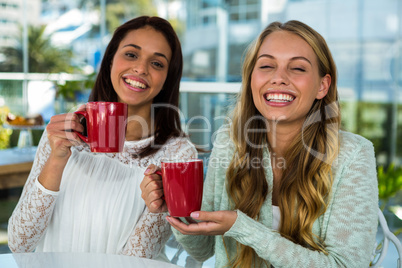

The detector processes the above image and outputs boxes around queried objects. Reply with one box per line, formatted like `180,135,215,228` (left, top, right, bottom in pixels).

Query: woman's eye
152,62,164,68
125,52,137,58
292,67,305,72
260,65,273,69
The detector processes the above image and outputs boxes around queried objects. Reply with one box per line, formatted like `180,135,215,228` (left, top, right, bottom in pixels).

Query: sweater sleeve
8,130,59,252
122,137,199,258
171,163,216,262
171,128,233,262
224,136,379,268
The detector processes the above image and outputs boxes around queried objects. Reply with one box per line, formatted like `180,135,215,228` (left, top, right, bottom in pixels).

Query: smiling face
110,26,172,113
251,30,330,128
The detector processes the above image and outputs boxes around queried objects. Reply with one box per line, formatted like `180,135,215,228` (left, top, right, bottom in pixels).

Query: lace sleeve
121,208,172,258
8,130,59,252
121,137,198,258
156,136,199,163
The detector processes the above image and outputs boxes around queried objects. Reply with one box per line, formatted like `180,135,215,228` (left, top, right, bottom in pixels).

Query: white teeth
124,78,147,89
265,93,294,102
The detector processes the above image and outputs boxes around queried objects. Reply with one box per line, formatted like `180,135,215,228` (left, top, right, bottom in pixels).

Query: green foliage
78,0,157,34
0,25,78,73
106,0,157,33
57,80,86,100
84,71,97,90
347,101,402,166
56,72,96,101
0,199,19,228
169,18,186,39
0,106,12,149
377,163,402,210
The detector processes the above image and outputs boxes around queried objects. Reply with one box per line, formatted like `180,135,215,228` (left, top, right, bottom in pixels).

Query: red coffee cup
74,102,127,153
158,159,204,217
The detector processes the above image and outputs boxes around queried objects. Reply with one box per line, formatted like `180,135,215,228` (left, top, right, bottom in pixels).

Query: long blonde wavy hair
225,20,340,267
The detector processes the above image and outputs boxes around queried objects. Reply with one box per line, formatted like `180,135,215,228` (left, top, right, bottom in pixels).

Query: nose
270,67,289,85
132,60,148,75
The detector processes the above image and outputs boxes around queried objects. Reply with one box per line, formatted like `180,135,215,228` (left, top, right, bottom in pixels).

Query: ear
316,74,331,100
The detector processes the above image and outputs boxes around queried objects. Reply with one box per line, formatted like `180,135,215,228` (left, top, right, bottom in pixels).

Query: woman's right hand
38,108,85,191
46,111,84,162
141,164,168,213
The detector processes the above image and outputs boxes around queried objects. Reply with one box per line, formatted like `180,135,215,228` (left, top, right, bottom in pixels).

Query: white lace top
8,130,197,259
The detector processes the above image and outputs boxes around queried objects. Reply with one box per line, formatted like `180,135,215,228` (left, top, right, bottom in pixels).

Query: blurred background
0,0,401,266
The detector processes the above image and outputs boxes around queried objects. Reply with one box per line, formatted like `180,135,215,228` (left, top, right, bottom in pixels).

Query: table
0,252,183,268
3,124,45,149
0,147,37,190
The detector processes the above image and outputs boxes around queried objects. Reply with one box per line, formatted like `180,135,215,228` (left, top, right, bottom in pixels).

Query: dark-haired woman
142,20,378,267
8,16,196,259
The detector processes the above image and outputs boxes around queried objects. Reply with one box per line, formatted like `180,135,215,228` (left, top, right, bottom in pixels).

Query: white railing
0,72,242,94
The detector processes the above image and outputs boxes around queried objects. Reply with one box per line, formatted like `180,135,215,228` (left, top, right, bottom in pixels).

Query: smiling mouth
123,78,147,89
264,93,295,103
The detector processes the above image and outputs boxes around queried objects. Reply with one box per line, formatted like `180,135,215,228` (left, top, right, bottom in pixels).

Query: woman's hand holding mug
46,105,86,161
141,164,168,214
39,105,86,192
141,159,204,216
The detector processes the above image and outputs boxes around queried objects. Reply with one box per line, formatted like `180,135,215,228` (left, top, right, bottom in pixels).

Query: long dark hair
89,16,185,157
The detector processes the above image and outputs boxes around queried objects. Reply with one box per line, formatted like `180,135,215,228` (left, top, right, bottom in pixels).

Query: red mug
74,102,127,153
157,159,204,217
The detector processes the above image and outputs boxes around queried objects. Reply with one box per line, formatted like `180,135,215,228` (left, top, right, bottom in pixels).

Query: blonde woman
142,20,378,267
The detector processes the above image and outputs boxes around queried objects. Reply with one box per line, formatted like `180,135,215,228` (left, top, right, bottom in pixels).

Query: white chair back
370,208,402,268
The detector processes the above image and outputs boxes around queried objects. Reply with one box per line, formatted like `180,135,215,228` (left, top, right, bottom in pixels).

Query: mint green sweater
172,127,379,267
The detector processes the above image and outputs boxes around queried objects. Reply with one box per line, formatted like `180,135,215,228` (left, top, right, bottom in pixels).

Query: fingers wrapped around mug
141,164,167,213
46,113,85,158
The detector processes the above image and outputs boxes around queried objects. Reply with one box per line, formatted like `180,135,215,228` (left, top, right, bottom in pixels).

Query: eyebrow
123,44,169,62
257,54,312,66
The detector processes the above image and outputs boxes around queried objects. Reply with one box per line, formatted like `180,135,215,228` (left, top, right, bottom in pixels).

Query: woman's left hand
166,210,237,236
141,164,167,213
